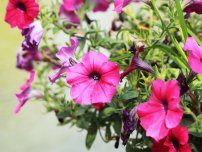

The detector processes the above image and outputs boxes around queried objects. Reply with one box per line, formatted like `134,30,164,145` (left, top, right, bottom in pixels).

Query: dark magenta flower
93,103,106,111
184,0,202,15
92,0,110,12
121,108,138,145
137,80,184,141
120,45,153,80
5,0,39,29
49,37,78,83
152,126,191,152
15,70,43,113
22,21,43,52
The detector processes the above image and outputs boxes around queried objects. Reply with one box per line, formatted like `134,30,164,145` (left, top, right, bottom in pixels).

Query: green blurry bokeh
0,1,124,152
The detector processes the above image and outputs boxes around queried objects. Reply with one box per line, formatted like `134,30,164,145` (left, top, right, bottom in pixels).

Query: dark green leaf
189,114,202,137
86,124,97,149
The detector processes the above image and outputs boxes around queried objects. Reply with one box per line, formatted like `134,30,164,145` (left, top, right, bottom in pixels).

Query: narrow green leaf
174,0,188,41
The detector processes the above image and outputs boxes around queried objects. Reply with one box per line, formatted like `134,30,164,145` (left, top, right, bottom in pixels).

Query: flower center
163,101,168,112
172,138,179,151
16,2,26,12
89,71,101,81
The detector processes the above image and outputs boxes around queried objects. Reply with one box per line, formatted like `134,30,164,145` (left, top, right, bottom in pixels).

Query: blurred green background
0,1,125,152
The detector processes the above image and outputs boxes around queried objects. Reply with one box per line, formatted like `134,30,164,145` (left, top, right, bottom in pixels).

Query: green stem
150,0,188,66
174,0,188,41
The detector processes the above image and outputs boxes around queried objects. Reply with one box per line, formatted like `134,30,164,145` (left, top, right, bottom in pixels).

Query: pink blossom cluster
4,0,202,151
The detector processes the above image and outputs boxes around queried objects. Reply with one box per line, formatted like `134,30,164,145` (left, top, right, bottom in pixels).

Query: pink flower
152,126,191,152
184,37,202,74
49,37,78,83
15,70,42,113
59,0,82,25
137,80,184,141
66,52,120,105
92,0,110,12
5,0,39,29
114,0,133,13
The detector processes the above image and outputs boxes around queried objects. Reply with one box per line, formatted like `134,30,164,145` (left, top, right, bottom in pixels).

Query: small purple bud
121,107,138,145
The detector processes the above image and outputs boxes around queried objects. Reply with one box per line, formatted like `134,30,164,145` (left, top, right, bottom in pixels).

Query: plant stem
174,0,188,41
150,0,188,68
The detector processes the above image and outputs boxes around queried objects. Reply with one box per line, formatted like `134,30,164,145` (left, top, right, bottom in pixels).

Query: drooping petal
49,65,69,83
165,109,183,129
20,70,35,90
56,37,78,65
184,37,202,56
188,53,202,73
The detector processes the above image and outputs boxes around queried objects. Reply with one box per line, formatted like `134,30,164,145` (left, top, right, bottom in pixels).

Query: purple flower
59,0,82,26
120,44,153,80
15,70,43,113
121,108,138,145
16,49,42,71
21,21,43,52
48,37,78,83
184,0,202,15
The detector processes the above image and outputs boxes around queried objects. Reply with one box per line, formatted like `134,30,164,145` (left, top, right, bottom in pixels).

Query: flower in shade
120,44,153,80
16,49,42,71
91,0,110,12
93,103,106,111
184,37,202,74
59,0,82,25
66,52,120,105
184,0,202,16
21,21,43,52
15,70,43,113
152,126,191,152
5,0,39,29
49,37,78,83
121,108,138,145
137,80,184,141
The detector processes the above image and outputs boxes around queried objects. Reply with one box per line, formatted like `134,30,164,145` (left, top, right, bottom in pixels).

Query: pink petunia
184,37,202,74
49,37,78,83
114,0,133,13
15,70,42,113
137,80,184,141
66,52,120,105
152,126,191,152
5,0,39,29
59,0,82,25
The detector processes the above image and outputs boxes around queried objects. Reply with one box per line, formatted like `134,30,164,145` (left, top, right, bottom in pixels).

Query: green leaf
86,124,97,149
189,114,202,137
174,0,188,41
105,125,112,141
100,107,116,119
113,116,122,135
121,91,138,100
